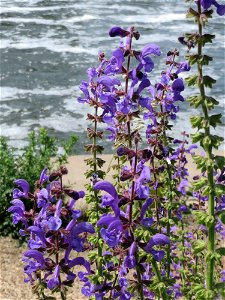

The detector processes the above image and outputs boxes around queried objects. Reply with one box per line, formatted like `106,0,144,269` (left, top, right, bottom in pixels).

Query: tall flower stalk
180,0,225,297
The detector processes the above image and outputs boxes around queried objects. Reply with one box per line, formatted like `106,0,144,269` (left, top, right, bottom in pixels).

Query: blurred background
1,0,224,153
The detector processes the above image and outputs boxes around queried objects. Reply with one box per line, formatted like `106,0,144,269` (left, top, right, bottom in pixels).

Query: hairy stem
93,105,103,277
197,1,215,290
151,259,169,300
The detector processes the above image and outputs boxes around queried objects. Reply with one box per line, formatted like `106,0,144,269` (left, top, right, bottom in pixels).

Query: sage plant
8,1,225,299
179,0,225,298
8,167,94,300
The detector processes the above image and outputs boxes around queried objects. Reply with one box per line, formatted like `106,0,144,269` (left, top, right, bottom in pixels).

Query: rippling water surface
1,0,224,152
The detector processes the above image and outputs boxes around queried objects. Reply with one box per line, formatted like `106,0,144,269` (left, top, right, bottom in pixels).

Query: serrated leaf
208,114,222,128
187,54,199,66
193,210,208,225
190,115,203,128
202,185,211,196
192,240,206,254
199,55,213,65
215,247,225,256
187,94,202,108
201,134,224,150
205,96,219,110
203,75,216,88
185,75,198,86
200,34,215,46
192,177,207,190
215,155,225,170
218,210,225,224
191,131,204,143
193,154,208,171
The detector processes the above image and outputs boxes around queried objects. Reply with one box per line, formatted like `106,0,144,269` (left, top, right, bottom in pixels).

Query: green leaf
215,282,225,297
190,115,203,129
187,54,199,66
192,155,208,171
203,75,216,88
218,210,225,224
205,96,219,110
202,185,211,196
192,240,206,254
192,177,207,190
186,7,199,19
185,75,198,86
193,210,208,224
215,155,225,170
215,247,225,256
199,55,213,65
203,134,224,149
187,94,202,108
191,131,204,143
200,34,215,46
208,113,222,128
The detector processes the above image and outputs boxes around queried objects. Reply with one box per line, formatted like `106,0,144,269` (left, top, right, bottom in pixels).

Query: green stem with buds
93,105,103,277
151,259,169,300
197,1,215,291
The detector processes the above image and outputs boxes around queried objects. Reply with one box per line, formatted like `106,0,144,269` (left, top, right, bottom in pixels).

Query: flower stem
93,105,103,277
197,0,215,290
151,259,168,300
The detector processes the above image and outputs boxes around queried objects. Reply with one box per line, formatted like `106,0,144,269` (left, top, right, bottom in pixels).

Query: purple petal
14,179,30,197
109,26,129,38
94,181,118,200
147,233,170,248
39,168,49,184
10,199,25,211
141,43,161,57
172,78,184,92
136,79,151,95
24,250,45,265
97,214,118,227
150,249,165,261
48,216,62,231
73,222,95,235
68,257,91,273
140,198,154,219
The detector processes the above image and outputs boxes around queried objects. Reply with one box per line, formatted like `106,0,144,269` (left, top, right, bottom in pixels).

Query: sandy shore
63,150,224,190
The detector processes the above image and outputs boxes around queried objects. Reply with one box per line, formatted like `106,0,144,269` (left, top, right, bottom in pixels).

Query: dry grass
0,237,85,300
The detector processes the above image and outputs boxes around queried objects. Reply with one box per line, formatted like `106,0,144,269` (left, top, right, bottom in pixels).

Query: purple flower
178,179,189,195
109,26,129,38
37,188,49,208
28,226,46,249
100,219,123,247
78,80,90,103
147,234,170,248
48,199,62,231
136,44,161,73
201,0,225,15
13,179,30,199
47,265,60,290
144,234,170,261
124,242,137,268
39,168,49,185
23,250,45,283
8,199,27,226
94,181,119,215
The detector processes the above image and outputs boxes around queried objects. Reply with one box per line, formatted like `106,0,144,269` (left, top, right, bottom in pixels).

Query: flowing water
1,0,224,153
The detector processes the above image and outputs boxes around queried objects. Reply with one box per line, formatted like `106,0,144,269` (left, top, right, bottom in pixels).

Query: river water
1,0,224,153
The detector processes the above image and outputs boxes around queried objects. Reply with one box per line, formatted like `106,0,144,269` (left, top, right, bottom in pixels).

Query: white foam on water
0,36,98,55
0,86,75,101
1,4,77,13
39,112,87,133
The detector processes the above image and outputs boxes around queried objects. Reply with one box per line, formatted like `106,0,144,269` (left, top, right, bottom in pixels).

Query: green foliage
0,128,77,239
